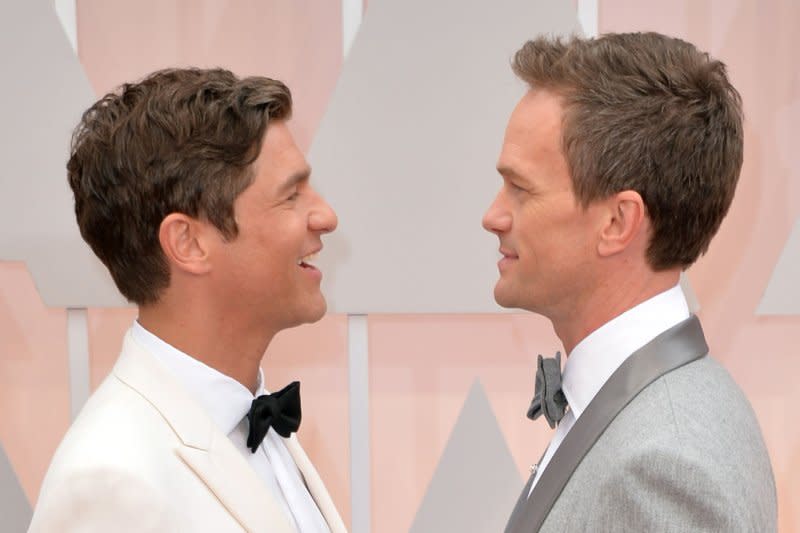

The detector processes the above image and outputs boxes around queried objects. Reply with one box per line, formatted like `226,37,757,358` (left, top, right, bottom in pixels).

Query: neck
550,267,681,355
138,297,278,394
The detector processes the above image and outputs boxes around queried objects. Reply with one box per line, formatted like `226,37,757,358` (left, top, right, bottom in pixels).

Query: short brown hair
68,68,291,304
512,32,743,270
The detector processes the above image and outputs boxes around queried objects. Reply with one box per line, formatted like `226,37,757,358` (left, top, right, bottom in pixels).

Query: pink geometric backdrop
0,1,797,532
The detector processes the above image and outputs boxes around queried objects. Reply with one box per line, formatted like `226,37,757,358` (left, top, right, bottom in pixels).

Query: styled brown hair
512,32,743,270
67,68,291,304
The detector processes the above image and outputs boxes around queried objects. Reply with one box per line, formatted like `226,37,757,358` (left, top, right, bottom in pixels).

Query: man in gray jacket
483,32,777,532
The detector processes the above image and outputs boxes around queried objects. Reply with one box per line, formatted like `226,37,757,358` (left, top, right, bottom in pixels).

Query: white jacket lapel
113,331,295,533
177,437,294,532
284,435,348,533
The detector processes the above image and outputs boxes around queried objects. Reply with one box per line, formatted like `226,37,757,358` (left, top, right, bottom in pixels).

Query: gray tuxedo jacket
506,316,777,533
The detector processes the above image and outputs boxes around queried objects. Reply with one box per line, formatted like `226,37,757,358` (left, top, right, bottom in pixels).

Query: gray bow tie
527,352,568,428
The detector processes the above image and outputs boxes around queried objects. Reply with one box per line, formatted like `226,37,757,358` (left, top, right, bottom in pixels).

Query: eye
507,180,525,193
287,190,300,201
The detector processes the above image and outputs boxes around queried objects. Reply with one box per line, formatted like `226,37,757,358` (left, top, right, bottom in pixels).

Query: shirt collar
131,321,266,435
561,284,690,420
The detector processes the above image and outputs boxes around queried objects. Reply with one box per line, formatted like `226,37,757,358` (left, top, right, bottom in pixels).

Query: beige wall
0,1,797,531
0,263,69,505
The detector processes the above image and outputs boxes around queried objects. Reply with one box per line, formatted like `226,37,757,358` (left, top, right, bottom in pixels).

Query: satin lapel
113,331,295,533
284,435,348,533
506,473,535,531
505,316,709,533
506,443,549,532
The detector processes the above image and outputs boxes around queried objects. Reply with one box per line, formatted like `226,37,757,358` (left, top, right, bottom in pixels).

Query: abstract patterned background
0,1,797,531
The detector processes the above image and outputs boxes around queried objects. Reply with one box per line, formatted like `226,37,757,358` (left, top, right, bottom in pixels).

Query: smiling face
482,89,602,319
208,120,337,331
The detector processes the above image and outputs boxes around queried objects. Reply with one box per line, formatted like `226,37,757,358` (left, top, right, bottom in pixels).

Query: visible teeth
298,252,318,265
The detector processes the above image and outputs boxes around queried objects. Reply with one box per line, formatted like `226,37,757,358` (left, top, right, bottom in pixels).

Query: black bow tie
246,381,302,453
527,352,568,429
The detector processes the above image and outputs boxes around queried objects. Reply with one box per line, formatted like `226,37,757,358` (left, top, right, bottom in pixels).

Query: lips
297,251,319,268
499,247,518,260
497,247,518,272
298,249,323,282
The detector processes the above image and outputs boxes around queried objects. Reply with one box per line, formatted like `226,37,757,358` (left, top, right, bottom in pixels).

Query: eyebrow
497,164,522,181
277,167,311,193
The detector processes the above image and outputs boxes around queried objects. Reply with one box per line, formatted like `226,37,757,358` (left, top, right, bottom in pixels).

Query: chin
493,284,517,309
494,282,539,312
302,297,328,324
494,278,520,309
308,306,327,323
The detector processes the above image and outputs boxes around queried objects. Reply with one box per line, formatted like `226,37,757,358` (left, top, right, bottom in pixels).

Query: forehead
497,89,566,175
252,121,309,186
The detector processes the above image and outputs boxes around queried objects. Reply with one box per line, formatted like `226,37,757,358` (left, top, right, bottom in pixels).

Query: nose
482,191,511,235
308,188,338,234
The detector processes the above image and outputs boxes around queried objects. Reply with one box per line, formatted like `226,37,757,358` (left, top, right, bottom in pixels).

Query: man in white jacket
29,68,346,533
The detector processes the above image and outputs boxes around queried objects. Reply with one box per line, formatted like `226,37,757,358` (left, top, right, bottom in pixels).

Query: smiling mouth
297,252,319,269
499,247,518,260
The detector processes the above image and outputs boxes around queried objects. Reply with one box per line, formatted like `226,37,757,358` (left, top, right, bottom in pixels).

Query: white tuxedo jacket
29,332,347,533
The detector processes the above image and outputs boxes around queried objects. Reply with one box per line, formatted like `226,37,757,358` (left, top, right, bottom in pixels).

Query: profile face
482,89,598,318
211,120,338,330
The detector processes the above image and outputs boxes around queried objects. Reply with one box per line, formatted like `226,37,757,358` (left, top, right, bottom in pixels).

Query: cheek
515,209,551,252
516,213,580,269
249,216,303,257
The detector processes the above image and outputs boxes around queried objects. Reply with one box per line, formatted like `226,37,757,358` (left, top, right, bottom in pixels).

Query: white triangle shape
758,218,800,315
309,0,581,313
680,271,701,313
409,379,523,533
0,1,125,307
54,0,78,53
0,442,32,531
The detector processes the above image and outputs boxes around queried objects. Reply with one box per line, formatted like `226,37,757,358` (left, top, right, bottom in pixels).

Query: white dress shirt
131,322,330,533
528,284,690,497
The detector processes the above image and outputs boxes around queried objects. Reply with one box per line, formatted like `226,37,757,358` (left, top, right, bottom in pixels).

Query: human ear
597,190,645,257
158,213,212,275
